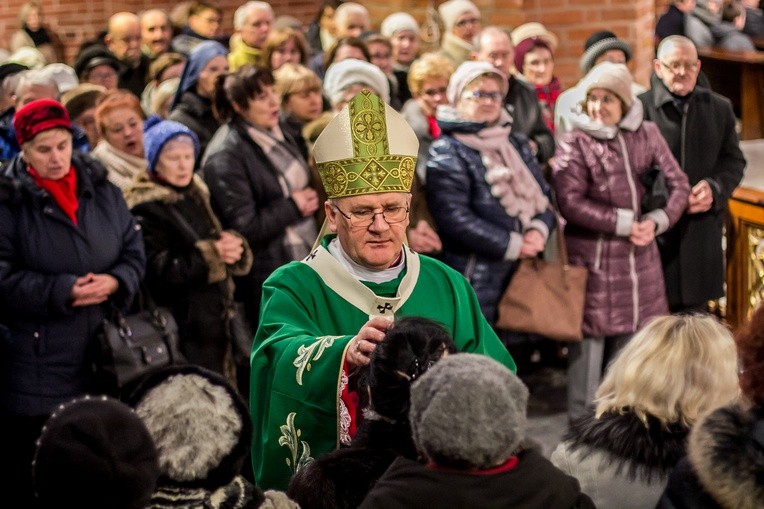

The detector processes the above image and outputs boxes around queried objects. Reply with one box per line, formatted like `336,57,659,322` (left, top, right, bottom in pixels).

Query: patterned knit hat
409,353,528,470
13,98,72,146
579,31,632,74
143,115,200,173
312,89,418,198
32,395,160,509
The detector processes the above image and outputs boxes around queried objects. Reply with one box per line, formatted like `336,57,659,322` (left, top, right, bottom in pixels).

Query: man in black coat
105,12,151,98
639,35,746,313
471,27,555,165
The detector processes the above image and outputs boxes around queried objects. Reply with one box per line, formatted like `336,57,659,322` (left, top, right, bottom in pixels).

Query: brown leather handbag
496,220,588,341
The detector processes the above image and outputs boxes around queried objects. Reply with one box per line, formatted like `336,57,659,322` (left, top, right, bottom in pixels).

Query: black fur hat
32,395,160,509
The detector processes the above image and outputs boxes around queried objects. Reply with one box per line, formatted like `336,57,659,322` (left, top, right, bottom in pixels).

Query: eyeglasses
586,93,619,105
455,17,481,28
333,204,409,227
659,60,699,74
422,86,447,97
461,90,503,102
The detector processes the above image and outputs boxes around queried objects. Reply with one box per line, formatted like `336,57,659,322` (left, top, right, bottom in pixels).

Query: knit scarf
535,76,563,134
29,165,79,225
245,123,317,260
91,141,148,192
453,109,549,229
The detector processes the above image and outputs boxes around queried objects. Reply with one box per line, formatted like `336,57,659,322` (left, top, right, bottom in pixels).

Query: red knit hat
513,37,552,75
13,98,72,147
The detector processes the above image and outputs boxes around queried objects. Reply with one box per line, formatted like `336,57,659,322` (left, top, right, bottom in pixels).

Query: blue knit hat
171,40,228,111
143,116,200,173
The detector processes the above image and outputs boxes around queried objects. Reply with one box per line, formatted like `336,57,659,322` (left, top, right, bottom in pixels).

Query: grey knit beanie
409,353,528,470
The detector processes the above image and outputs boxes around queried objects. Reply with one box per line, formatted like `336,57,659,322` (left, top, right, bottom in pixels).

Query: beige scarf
454,110,549,229
91,141,148,193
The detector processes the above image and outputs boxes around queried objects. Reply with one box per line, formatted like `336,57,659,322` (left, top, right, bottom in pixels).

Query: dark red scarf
29,165,79,225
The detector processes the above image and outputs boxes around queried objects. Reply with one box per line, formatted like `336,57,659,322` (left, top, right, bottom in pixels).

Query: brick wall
1,0,661,87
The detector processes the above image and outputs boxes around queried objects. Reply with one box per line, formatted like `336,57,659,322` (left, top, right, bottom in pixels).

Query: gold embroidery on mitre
315,90,416,198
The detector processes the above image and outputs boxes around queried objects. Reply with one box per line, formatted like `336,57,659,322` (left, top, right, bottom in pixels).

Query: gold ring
355,340,361,352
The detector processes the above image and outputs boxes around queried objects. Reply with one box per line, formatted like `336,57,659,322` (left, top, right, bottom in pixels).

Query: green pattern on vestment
249,235,515,490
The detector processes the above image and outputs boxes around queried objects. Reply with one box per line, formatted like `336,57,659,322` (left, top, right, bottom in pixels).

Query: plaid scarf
246,124,317,259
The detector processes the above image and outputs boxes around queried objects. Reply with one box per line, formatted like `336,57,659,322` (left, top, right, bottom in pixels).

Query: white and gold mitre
313,90,419,199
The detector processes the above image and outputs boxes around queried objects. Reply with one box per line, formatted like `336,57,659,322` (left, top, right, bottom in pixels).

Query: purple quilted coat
552,120,690,337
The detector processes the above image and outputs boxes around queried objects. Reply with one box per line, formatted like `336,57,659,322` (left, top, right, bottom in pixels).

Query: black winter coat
125,174,252,377
169,90,221,162
639,76,746,308
359,448,595,509
505,76,556,165
0,152,145,416
202,117,306,326
426,118,555,324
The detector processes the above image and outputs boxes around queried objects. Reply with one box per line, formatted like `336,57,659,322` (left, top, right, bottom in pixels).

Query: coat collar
647,72,712,110
565,410,688,482
688,404,764,508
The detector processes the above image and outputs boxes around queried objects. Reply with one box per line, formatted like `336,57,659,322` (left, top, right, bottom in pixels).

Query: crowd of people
0,0,760,507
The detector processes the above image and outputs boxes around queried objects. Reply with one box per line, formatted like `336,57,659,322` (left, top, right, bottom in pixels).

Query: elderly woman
169,40,229,159
427,61,555,329
0,99,145,505
72,45,120,91
552,62,691,422
381,12,420,106
274,63,323,160
125,118,252,382
511,22,562,133
552,314,740,509
91,90,148,192
140,52,186,117
437,0,482,66
203,65,318,331
362,354,595,508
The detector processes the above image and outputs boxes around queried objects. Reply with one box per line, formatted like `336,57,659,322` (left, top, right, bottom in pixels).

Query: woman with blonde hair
552,314,740,509
10,1,64,64
273,63,323,160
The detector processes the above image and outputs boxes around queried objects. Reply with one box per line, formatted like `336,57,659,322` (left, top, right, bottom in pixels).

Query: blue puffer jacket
426,116,555,325
0,152,145,416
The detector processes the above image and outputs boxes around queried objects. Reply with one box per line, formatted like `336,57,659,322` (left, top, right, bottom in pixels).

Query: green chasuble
250,235,515,490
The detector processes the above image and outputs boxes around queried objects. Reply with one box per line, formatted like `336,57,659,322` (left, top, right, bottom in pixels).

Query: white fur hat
438,0,481,32
381,12,419,38
323,58,390,106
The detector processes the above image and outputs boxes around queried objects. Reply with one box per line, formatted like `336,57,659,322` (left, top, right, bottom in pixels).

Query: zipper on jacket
593,235,604,270
616,133,641,331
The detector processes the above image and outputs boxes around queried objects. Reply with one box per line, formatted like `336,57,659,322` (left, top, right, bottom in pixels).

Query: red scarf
427,115,441,139
535,76,563,134
29,165,79,225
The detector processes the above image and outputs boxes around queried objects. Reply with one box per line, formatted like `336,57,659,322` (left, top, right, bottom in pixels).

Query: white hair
15,69,59,97
334,2,369,24
233,1,274,29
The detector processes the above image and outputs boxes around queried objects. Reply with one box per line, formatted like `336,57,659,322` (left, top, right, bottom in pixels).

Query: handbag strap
553,209,571,268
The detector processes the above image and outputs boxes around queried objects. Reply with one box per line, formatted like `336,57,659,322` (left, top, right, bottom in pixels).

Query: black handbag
640,165,669,213
95,290,184,393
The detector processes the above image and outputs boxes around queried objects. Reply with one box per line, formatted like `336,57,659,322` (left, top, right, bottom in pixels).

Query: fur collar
565,411,688,482
689,404,764,509
123,172,209,210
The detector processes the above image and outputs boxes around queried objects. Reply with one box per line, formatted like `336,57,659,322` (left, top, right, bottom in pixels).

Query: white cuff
644,209,670,235
528,219,550,243
504,231,524,260
615,208,635,237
